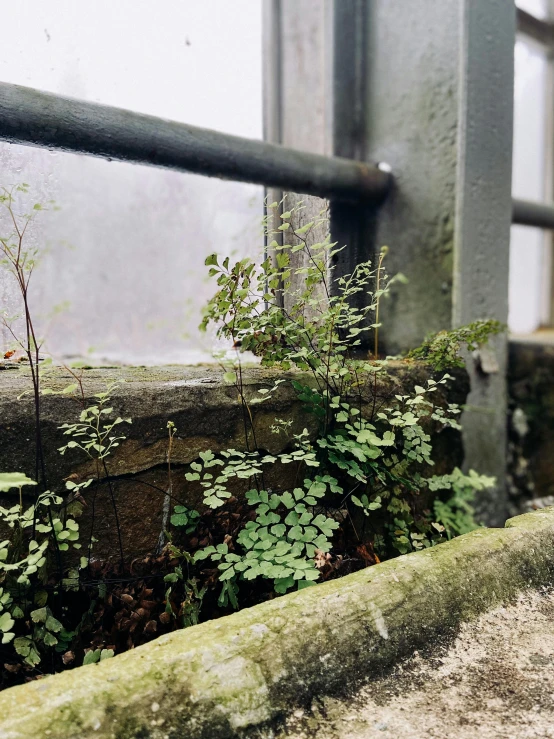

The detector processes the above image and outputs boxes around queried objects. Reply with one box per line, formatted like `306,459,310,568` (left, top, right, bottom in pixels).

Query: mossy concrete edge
1,507,554,739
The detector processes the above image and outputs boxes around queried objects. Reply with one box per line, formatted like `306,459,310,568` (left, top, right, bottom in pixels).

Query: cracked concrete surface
278,588,554,739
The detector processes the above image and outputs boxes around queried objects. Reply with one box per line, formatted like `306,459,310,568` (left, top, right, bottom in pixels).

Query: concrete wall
265,0,515,524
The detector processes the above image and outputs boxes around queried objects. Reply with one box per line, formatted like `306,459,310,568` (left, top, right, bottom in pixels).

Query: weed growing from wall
169,200,497,601
0,193,501,682
0,190,127,674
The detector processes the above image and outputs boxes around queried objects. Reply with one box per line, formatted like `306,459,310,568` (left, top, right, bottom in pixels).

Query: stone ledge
0,506,553,739
0,363,467,477
0,363,467,559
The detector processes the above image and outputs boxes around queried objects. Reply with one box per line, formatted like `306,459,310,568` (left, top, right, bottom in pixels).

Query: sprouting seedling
374,246,388,360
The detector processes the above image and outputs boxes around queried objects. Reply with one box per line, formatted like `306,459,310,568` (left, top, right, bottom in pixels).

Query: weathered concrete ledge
0,506,553,739
0,362,466,558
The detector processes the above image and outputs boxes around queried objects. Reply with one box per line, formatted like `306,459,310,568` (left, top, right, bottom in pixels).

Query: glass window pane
0,0,262,137
510,37,549,333
516,0,548,19
0,1,263,364
509,227,549,334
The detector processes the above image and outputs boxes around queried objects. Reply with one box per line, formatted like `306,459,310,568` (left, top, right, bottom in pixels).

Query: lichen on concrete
277,588,554,738
1,506,554,739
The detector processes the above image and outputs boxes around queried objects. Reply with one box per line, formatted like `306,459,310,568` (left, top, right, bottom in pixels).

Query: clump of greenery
0,191,499,683
0,387,129,671
406,319,504,371
0,476,79,666
0,187,196,682
0,188,125,676
168,200,496,600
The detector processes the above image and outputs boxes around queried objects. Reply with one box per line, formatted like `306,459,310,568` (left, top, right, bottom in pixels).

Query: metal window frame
0,18,546,255
513,198,554,228
1,36,548,217
0,2,517,527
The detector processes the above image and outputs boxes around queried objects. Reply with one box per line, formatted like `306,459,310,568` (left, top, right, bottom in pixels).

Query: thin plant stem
373,246,388,360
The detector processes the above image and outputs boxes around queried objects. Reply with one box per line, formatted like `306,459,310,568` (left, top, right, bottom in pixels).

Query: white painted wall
0,0,263,364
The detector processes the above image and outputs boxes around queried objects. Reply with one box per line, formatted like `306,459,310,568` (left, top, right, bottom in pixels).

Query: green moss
1,507,554,738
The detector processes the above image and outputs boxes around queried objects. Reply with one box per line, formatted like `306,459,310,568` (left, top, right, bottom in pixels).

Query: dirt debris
277,588,554,739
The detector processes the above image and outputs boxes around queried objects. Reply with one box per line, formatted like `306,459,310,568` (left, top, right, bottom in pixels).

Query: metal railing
516,7,554,46
1,81,553,232
512,198,554,230
0,81,390,205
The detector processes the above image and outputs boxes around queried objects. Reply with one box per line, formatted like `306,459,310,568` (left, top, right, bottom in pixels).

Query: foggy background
0,0,263,364
0,0,547,363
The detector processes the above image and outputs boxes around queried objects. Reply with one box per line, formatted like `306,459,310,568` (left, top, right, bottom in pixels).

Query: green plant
0,190,500,684
166,200,496,606
0,474,81,666
0,185,58,491
430,467,494,539
162,552,208,627
406,320,504,371
0,588,15,645
170,505,200,533
82,647,114,665
0,188,138,681
58,385,130,463
0,189,81,670
58,381,131,567
0,381,132,673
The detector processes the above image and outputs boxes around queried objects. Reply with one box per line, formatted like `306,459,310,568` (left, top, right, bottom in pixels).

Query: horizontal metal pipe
516,7,554,46
0,81,391,204
512,198,554,230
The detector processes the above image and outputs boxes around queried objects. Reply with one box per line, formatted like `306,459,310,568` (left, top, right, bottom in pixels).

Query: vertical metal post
263,0,284,304
360,0,514,523
262,0,376,318
264,0,515,524
263,0,328,312
329,0,379,307
453,0,515,524
364,0,462,354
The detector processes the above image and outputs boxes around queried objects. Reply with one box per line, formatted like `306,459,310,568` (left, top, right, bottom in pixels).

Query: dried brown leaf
61,651,75,665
